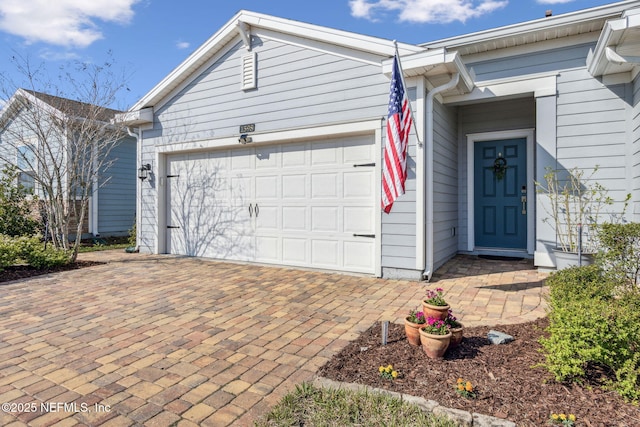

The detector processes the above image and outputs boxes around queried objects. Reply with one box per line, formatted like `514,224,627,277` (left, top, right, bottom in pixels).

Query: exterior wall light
138,163,151,180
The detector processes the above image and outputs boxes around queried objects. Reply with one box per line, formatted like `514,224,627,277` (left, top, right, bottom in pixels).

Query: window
16,145,35,190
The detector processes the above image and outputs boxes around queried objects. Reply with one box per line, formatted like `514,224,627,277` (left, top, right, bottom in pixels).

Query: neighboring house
120,1,640,279
0,89,136,238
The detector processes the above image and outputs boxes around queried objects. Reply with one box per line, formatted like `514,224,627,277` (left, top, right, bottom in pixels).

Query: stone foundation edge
313,376,516,427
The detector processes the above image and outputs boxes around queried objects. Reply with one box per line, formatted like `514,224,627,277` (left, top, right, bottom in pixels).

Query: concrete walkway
0,251,547,426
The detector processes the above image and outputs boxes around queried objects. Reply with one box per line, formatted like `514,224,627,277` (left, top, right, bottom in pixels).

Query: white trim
374,122,383,277
445,74,557,105
155,118,383,155
466,129,535,255
412,77,425,271
130,10,423,112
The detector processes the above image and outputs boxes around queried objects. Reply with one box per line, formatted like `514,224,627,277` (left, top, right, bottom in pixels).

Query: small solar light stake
381,320,389,345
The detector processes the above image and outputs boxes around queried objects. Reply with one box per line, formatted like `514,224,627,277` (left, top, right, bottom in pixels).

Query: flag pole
392,40,423,147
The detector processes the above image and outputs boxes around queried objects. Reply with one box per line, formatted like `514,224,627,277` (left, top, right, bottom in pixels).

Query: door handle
248,203,253,217
521,196,527,215
255,204,259,218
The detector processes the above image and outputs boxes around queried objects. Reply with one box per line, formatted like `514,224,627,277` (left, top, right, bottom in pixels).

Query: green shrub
540,264,640,401
19,236,70,269
0,234,21,271
598,222,640,287
0,166,40,237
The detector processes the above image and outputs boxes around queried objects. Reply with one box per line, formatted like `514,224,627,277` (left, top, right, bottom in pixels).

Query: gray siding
467,43,594,82
381,88,417,272
97,136,136,236
139,36,392,255
457,97,536,252
146,38,389,143
432,98,458,270
555,69,630,211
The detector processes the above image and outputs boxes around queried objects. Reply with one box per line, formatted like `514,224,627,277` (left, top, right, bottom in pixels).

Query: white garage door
166,135,376,274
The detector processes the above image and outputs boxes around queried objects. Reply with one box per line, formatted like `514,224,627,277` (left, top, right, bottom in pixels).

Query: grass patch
77,237,129,253
254,382,457,427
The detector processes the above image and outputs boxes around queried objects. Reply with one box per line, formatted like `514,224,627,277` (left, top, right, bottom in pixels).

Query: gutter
422,73,460,281
127,127,141,251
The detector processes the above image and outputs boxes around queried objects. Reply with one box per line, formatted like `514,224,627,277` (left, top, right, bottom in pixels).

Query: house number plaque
239,124,255,133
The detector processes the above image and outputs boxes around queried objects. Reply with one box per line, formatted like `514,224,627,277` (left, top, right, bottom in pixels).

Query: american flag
382,55,412,214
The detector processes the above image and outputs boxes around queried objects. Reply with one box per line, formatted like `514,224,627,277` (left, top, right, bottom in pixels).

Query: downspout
423,72,460,281
127,126,141,251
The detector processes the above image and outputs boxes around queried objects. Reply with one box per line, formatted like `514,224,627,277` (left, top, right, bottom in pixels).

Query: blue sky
0,0,622,109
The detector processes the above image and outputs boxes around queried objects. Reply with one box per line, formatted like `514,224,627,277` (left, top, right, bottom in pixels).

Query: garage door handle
353,163,375,167
255,204,259,218
353,233,375,238
248,204,253,217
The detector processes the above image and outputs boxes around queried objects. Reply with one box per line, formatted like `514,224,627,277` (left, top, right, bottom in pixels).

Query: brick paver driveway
0,252,547,426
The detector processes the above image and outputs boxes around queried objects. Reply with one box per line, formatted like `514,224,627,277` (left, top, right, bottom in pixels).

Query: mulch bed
318,318,640,427
0,261,103,285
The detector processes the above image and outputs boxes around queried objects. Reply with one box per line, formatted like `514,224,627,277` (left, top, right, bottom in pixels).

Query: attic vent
242,52,257,90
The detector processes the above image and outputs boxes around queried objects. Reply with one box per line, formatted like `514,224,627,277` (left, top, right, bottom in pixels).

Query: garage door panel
311,239,339,267
344,206,374,233
256,236,279,262
283,238,307,263
256,146,279,169
255,175,278,199
311,174,338,198
255,205,278,230
282,207,306,231
311,142,339,165
343,138,374,163
344,240,374,271
282,175,307,198
311,207,339,232
282,144,307,167
167,134,376,274
344,170,374,198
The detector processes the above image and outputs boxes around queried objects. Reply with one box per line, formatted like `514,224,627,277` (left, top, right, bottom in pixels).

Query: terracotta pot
404,317,425,346
421,301,450,321
449,323,464,348
419,328,451,359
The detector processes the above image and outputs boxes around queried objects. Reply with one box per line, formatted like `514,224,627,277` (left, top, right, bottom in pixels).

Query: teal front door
474,138,527,249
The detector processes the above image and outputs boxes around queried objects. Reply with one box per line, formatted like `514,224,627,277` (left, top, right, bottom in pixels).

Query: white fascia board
381,49,475,94
129,10,423,112
155,118,383,155
587,7,640,77
239,13,422,57
444,73,557,104
113,107,154,126
422,1,639,50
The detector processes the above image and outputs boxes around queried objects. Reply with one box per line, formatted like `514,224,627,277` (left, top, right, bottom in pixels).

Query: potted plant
445,310,464,348
404,309,426,346
419,317,451,359
422,288,450,320
536,166,629,270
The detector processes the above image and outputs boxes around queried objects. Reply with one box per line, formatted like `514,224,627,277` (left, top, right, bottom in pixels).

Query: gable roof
128,10,424,112
421,0,640,56
0,88,123,127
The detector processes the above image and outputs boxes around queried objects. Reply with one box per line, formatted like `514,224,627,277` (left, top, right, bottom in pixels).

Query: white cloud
176,41,191,50
349,0,508,24
0,0,140,48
